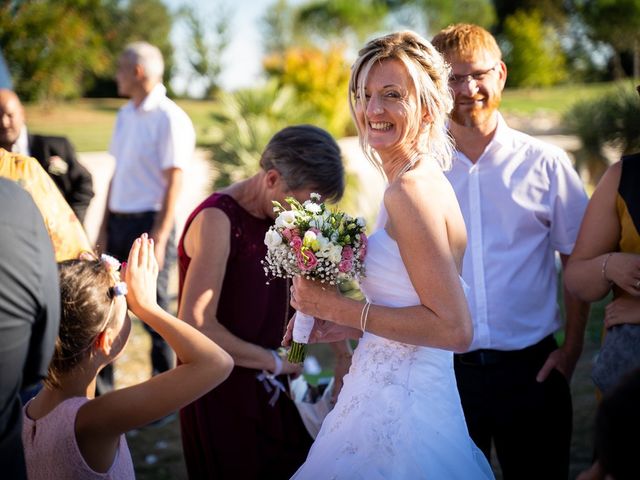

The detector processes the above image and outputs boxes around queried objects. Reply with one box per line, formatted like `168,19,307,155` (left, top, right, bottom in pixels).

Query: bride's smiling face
354,58,420,156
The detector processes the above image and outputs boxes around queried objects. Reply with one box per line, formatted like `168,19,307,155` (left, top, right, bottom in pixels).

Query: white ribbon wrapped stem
292,311,315,343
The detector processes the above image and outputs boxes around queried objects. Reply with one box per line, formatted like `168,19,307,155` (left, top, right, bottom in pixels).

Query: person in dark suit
0,89,94,223
0,177,60,479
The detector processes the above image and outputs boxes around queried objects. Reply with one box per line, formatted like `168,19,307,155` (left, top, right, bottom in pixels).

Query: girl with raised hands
22,234,233,479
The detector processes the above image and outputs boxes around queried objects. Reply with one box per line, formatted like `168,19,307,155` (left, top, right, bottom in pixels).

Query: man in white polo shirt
98,41,195,393
433,24,590,479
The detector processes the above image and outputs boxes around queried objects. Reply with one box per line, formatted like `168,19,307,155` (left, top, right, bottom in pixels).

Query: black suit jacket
27,134,94,222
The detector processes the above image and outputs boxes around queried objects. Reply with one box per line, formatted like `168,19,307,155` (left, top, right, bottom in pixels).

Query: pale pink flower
298,250,318,271
341,245,354,261
338,259,353,273
290,236,303,251
358,233,368,260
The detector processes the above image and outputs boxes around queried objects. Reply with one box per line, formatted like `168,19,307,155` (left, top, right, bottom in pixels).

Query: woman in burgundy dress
177,125,347,479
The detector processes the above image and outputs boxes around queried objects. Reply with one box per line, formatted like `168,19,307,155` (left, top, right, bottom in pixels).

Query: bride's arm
291,175,472,352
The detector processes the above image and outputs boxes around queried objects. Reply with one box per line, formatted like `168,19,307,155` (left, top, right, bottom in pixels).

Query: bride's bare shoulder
384,167,449,211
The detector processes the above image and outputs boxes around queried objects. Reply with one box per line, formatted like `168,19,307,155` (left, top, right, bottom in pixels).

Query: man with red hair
433,24,590,479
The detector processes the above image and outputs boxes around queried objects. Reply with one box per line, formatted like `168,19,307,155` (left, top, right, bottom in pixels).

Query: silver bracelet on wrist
360,301,372,332
601,253,614,287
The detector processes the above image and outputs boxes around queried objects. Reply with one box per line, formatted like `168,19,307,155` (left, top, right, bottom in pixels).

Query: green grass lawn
24,97,220,152
22,81,630,152
500,81,629,115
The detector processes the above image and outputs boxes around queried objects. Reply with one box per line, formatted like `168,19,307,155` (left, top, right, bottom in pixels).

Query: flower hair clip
101,254,128,297
101,254,121,272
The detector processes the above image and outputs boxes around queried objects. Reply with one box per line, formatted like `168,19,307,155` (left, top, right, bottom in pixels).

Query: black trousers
97,211,176,394
454,335,572,480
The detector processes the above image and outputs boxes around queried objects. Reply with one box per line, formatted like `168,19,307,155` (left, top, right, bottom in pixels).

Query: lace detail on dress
328,335,418,442
351,336,418,386
291,221,494,479
329,390,371,434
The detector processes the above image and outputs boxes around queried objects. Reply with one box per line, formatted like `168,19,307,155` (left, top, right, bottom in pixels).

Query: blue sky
165,0,304,96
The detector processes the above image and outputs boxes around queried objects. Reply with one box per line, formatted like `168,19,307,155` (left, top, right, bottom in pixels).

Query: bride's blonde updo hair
348,30,454,173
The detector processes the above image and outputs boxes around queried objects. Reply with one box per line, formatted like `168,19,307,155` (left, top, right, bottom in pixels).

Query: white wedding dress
292,226,494,479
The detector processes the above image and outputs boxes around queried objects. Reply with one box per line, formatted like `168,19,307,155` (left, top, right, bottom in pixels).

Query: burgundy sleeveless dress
178,193,312,479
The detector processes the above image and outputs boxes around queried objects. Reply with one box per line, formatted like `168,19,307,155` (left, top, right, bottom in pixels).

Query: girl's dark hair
259,124,345,203
44,258,117,389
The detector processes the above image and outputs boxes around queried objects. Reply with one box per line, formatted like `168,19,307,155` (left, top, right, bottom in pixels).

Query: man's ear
133,63,146,81
497,61,508,90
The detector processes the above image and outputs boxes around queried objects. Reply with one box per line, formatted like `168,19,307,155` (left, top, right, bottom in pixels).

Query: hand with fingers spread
122,233,159,316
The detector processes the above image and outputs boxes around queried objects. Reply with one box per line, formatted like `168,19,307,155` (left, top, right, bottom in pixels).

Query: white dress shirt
108,84,195,213
12,127,30,156
446,113,588,351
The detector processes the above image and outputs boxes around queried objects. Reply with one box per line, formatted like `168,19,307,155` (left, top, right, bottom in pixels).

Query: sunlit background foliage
3,0,640,189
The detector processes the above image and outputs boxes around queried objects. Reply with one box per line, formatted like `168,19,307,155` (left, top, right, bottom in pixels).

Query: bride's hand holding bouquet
263,193,367,363
282,302,364,346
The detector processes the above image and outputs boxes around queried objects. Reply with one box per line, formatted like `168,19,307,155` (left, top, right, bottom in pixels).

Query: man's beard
451,93,501,128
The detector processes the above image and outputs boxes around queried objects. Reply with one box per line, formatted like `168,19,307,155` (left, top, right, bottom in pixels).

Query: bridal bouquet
263,193,367,363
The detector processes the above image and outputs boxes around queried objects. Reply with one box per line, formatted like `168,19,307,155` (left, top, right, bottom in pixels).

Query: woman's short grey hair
349,30,454,172
121,41,164,81
260,125,345,203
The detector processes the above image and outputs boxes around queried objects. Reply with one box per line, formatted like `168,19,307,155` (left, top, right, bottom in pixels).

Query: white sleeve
158,107,196,171
548,151,589,254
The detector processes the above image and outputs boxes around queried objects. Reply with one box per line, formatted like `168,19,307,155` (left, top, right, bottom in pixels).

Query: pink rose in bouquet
263,193,367,362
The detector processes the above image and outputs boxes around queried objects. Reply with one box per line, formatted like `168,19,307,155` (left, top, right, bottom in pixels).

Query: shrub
502,9,567,88
207,80,314,189
207,80,362,217
564,85,640,183
263,45,353,138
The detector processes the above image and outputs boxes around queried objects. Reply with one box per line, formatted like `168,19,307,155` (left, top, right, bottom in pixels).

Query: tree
87,0,175,97
0,0,109,101
261,0,297,55
411,0,496,35
492,0,569,34
180,1,232,99
502,9,567,87
0,0,175,101
294,0,391,44
577,0,640,79
265,0,496,53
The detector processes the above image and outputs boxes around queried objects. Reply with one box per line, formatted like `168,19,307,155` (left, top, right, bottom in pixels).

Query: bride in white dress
288,31,494,479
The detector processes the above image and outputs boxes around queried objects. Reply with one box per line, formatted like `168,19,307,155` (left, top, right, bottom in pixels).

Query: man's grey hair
122,41,164,81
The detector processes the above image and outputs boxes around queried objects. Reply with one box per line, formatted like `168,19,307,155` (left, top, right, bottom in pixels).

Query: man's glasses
449,63,499,86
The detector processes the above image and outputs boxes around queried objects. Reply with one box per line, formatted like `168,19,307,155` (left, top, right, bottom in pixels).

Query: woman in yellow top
0,148,91,261
565,149,640,393
566,152,640,480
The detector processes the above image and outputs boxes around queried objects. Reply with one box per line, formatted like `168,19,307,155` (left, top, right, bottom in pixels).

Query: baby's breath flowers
263,193,367,363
